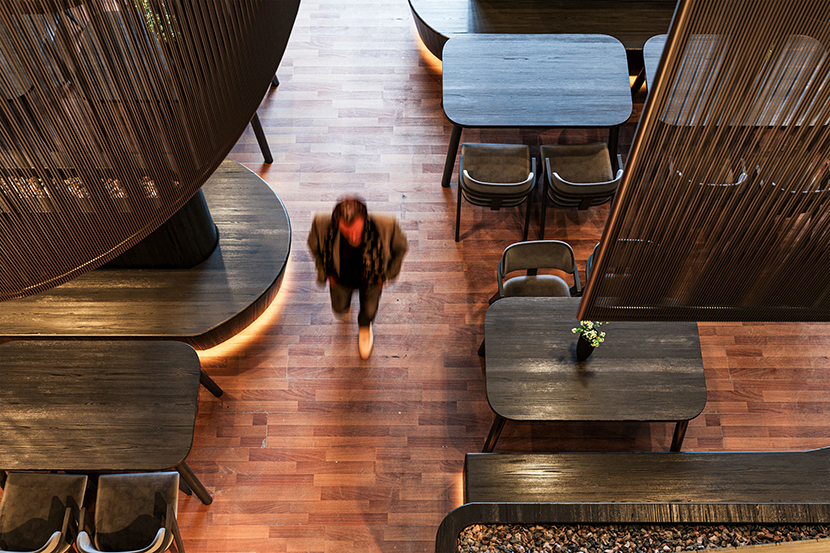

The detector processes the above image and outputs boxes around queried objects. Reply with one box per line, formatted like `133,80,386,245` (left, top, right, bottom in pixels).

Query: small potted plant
571,320,606,361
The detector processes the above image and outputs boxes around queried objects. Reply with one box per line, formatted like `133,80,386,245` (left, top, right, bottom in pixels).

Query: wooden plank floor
43,1,830,552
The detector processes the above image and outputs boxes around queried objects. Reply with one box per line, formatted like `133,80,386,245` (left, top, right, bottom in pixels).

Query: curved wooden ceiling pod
0,0,299,300
580,0,830,321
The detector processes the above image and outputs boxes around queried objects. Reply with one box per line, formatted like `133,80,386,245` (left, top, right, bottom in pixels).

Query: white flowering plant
571,320,607,347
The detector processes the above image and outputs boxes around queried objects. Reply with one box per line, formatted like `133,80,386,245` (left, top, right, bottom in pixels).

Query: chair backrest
459,143,535,207
753,156,830,215
498,240,580,295
81,472,180,553
461,169,535,197
586,241,600,283
543,142,623,208
0,472,87,553
548,157,623,203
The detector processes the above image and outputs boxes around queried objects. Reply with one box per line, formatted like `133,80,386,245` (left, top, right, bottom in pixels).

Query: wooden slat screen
580,0,830,321
0,0,289,300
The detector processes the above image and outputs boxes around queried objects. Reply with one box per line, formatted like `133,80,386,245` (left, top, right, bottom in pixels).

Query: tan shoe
358,323,373,359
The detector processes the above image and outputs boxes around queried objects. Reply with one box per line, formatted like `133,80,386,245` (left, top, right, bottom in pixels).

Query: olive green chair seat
539,143,623,238
76,472,183,553
456,143,536,242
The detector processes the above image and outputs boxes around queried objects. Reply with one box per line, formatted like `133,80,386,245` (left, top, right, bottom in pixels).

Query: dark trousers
330,281,382,327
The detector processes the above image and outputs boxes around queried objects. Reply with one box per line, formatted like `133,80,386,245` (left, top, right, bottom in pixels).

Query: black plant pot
576,334,595,361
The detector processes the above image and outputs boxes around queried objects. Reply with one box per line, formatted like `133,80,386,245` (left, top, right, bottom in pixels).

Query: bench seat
465,448,830,504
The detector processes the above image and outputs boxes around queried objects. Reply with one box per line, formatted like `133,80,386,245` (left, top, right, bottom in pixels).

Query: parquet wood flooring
8,1,825,552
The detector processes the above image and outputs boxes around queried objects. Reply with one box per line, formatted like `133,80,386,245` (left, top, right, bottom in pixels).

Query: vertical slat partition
581,0,830,321
0,0,292,300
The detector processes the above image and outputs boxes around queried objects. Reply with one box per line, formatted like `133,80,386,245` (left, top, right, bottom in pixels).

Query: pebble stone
458,523,830,552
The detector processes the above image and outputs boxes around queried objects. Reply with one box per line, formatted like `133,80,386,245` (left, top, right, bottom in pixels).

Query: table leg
250,113,274,164
482,414,506,453
670,420,689,452
441,124,463,188
630,67,646,99
200,369,224,397
608,126,621,173
176,461,213,505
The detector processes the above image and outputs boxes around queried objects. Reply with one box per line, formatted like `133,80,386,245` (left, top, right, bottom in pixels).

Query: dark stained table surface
442,34,633,129
0,340,211,503
483,296,706,450
643,33,667,87
642,32,828,127
440,34,633,187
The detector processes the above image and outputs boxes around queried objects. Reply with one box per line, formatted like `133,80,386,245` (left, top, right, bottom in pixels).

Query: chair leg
250,113,273,164
199,369,224,397
172,514,186,553
630,67,646,99
455,184,463,242
522,193,532,241
539,184,548,240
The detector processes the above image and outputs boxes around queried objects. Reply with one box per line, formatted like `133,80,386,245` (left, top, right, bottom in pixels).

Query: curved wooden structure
0,0,300,300
408,0,678,59
103,187,219,268
0,159,291,349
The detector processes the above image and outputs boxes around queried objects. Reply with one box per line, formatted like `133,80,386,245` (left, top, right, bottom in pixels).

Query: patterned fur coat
307,213,408,287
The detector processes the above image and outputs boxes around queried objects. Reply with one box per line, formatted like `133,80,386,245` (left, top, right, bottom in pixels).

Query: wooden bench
408,0,678,60
434,450,830,552
465,449,830,504
0,160,291,352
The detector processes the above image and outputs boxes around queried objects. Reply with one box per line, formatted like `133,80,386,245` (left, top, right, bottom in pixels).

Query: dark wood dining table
0,340,213,505
440,33,633,188
483,296,707,452
642,32,827,127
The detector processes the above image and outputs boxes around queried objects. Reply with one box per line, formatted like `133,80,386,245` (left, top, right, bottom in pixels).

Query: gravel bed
458,523,830,552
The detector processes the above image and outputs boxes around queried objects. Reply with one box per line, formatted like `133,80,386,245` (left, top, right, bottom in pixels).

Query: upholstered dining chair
479,240,579,356
752,156,830,218
493,240,581,303
456,143,536,242
586,241,600,284
0,472,88,553
539,143,623,239
76,472,183,553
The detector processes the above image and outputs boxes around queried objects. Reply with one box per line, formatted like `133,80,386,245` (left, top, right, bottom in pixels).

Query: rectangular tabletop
442,34,633,129
484,297,706,423
0,340,209,501
440,34,633,187
642,32,827,127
